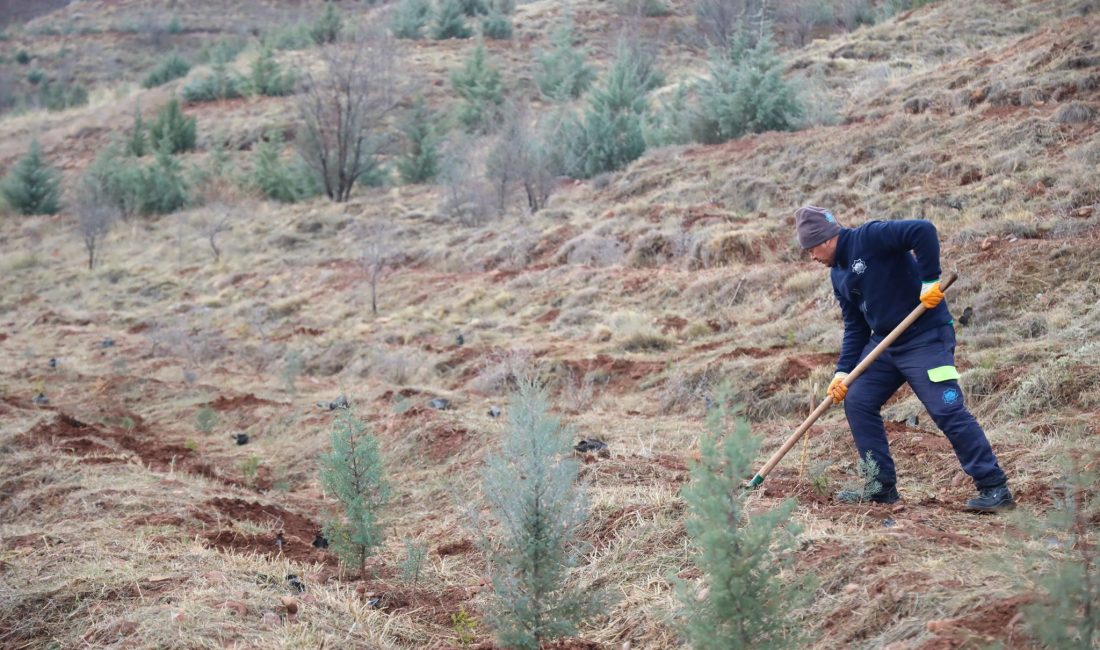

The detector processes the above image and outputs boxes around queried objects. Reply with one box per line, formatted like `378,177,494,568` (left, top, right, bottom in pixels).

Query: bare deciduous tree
198,202,233,262
694,0,774,48
75,172,119,270
296,30,399,202
439,134,493,225
357,222,397,316
485,106,557,215
77,201,115,270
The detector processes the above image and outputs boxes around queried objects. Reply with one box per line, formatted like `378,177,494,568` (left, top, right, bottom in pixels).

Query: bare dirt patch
201,497,332,565
436,538,474,556
209,393,278,412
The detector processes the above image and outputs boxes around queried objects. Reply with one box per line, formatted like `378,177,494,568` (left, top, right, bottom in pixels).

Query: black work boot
965,484,1016,512
835,483,900,504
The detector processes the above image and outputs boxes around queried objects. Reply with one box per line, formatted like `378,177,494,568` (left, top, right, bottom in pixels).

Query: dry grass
2,1,1098,648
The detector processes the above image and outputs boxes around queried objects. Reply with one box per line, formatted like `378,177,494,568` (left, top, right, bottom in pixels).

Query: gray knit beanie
795,205,841,249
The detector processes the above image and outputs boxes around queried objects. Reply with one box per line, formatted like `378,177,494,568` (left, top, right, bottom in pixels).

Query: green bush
397,99,441,184
693,31,803,144
198,38,246,65
1014,458,1100,649
391,0,433,40
534,20,595,101
84,141,190,217
480,11,513,39
15,50,31,65
1,140,61,215
451,42,503,132
678,390,814,649
139,138,190,214
311,2,343,45
644,83,694,147
181,63,243,103
433,0,472,39
564,44,652,178
127,109,148,157
150,99,196,154
248,46,295,97
481,379,603,649
460,0,489,15
320,408,389,576
26,69,45,86
142,54,190,88
261,23,313,50
251,130,318,202
40,80,89,112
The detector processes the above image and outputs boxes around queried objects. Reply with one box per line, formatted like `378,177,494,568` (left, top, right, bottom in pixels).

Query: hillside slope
1,1,1098,648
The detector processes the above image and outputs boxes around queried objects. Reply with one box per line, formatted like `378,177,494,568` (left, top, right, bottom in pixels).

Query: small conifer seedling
320,408,389,576
678,390,814,649
481,378,602,650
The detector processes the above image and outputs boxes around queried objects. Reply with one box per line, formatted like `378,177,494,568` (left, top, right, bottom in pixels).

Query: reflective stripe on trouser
843,324,1007,490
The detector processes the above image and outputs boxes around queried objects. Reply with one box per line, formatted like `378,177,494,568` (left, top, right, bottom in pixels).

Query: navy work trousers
844,324,1007,490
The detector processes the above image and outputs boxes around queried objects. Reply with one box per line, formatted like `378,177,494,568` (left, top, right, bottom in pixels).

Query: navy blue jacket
831,220,952,373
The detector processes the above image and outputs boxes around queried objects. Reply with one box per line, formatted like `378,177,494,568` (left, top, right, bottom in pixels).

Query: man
795,205,1014,512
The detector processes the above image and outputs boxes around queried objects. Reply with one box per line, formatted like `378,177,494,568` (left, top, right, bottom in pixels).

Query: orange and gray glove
920,279,944,309
827,371,849,404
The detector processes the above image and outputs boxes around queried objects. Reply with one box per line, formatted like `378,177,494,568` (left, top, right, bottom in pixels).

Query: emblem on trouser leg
942,388,960,404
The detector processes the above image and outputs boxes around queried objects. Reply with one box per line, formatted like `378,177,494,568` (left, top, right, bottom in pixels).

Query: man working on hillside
795,206,1014,512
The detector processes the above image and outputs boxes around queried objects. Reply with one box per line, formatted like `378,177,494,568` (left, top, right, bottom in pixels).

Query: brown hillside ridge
1,0,1099,648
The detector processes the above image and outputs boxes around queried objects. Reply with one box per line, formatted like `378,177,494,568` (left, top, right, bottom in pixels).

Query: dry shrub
781,269,821,298
368,347,428,385
691,228,765,267
683,274,750,313
984,144,1037,175
470,348,534,394
609,311,671,352
557,233,626,266
306,340,357,376
557,369,603,413
1005,343,1100,418
626,231,676,268
1051,101,1096,124
562,287,601,310
658,364,721,413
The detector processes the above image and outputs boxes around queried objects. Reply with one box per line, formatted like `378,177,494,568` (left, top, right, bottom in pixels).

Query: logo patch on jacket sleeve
942,388,960,404
852,259,867,274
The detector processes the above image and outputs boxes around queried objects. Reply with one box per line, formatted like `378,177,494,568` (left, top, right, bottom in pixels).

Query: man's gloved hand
920,280,944,309
827,372,849,404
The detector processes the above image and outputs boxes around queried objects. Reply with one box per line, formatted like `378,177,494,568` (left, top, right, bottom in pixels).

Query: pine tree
397,99,441,184
1013,458,1100,648
565,46,650,178
127,108,147,157
142,54,190,88
643,83,694,147
320,408,389,577
481,10,513,40
433,0,472,39
534,20,595,101
481,378,603,650
1,140,61,215
149,99,196,154
391,0,433,40
140,134,189,215
252,130,316,202
693,30,802,144
451,41,503,132
459,0,489,16
311,2,343,45
249,46,295,97
678,391,813,650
